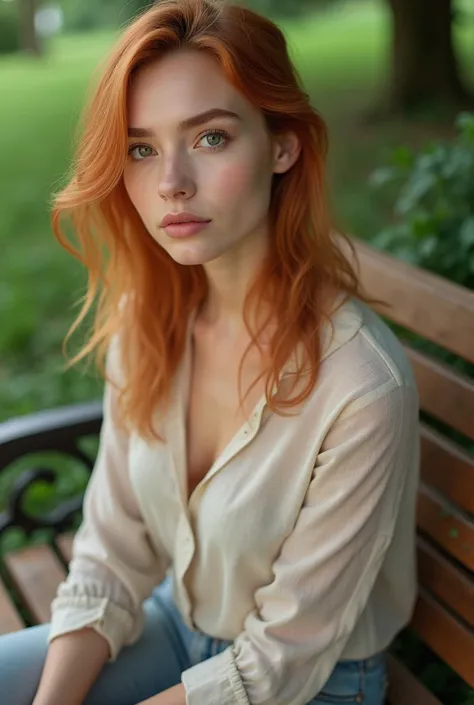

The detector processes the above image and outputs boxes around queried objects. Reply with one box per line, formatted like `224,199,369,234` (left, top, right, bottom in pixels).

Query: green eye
129,145,154,160
205,133,223,147
199,130,229,149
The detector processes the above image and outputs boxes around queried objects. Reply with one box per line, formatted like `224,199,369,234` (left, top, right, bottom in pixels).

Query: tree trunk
386,0,473,113
19,0,42,56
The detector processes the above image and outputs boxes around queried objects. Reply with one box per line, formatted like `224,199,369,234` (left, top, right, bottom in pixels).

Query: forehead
127,49,254,127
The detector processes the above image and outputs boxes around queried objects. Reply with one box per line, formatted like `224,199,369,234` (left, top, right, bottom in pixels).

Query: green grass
1,0,474,423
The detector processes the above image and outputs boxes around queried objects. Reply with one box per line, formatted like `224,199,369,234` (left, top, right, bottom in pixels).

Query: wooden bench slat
386,653,443,705
4,546,67,625
353,238,474,364
417,487,474,571
55,533,74,566
420,424,474,514
406,347,474,441
417,537,474,628
0,578,25,635
411,590,474,688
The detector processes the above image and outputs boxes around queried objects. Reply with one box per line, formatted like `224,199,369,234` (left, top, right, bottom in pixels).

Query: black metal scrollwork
0,401,103,539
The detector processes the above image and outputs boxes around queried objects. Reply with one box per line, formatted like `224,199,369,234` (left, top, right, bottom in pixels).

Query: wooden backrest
352,238,474,690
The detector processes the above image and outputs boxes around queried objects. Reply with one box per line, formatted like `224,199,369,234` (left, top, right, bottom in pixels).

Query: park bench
0,238,473,705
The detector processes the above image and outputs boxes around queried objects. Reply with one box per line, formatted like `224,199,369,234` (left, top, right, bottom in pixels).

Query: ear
272,131,301,174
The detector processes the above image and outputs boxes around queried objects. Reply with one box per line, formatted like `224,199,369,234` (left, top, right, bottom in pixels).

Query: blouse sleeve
181,380,419,705
48,336,169,661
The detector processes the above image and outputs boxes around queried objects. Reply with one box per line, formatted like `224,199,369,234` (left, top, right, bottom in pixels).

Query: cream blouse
48,297,420,705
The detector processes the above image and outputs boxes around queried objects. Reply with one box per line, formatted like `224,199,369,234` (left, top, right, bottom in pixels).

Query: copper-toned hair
52,0,363,440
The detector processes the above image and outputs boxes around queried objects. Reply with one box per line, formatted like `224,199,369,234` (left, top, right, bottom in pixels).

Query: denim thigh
309,652,388,704
156,571,388,705
0,574,388,705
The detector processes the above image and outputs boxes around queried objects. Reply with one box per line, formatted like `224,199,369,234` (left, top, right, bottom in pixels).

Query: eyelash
127,128,231,160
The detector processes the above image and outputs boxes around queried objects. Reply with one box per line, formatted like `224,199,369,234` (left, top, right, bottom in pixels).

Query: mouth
160,212,210,227
160,213,212,239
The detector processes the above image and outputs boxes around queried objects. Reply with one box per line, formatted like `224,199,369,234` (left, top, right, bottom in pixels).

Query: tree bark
385,0,473,113
19,0,42,56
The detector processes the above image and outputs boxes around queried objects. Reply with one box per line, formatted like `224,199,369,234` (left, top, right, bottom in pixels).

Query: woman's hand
137,683,187,705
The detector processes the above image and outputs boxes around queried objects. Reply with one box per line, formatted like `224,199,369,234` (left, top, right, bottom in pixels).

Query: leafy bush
369,111,474,388
0,1,20,55
370,112,474,290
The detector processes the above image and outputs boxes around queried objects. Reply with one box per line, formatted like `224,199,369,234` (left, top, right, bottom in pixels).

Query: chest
185,327,268,499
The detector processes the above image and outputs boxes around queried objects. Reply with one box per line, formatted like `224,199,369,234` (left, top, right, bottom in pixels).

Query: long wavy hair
52,0,364,440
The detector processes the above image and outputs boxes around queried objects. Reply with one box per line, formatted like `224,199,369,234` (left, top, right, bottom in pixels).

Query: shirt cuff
181,647,250,705
48,594,136,662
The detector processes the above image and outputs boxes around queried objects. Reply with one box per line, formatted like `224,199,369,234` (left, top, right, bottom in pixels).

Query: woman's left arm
179,381,419,705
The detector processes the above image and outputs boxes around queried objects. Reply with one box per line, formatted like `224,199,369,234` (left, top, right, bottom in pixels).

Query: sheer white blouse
48,298,420,705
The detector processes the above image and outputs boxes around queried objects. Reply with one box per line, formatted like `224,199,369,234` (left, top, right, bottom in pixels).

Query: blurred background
0,2,473,701
0,0,473,422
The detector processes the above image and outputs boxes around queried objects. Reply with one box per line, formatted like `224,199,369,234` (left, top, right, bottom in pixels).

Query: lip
163,221,211,238
160,212,211,228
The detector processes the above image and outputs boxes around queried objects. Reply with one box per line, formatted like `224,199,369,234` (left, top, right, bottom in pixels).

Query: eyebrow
127,108,241,138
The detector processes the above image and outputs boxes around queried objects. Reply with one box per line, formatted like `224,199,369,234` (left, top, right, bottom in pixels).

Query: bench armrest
0,402,103,539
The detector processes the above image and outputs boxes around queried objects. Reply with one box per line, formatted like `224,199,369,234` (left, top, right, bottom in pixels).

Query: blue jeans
0,576,387,704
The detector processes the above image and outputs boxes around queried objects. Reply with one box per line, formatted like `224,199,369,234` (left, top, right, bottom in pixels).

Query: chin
166,242,226,267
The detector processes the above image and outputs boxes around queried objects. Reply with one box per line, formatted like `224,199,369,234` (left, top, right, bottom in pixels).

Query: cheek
213,158,271,201
124,171,152,220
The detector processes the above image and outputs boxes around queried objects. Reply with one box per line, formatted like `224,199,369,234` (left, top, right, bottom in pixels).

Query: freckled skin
123,49,283,269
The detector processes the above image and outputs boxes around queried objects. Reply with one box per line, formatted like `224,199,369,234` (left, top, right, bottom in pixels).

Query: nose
158,157,196,202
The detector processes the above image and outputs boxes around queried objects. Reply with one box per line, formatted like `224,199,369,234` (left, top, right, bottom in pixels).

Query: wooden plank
406,347,474,441
417,538,474,628
352,238,474,364
417,487,474,571
4,546,67,625
55,533,74,566
411,590,474,688
420,424,474,514
386,653,443,705
0,579,24,634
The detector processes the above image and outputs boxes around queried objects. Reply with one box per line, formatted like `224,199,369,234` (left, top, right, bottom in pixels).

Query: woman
0,1,419,704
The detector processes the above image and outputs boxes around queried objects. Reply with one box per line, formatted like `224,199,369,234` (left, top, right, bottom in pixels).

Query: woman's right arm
33,335,169,704
33,627,110,705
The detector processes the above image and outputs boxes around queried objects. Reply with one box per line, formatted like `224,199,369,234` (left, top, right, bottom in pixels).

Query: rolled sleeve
48,583,137,662
182,649,249,705
182,382,418,705
48,335,168,660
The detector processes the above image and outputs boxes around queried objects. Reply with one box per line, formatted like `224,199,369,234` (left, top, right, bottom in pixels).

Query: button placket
174,513,197,626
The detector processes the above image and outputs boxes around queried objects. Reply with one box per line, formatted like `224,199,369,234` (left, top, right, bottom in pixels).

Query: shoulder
316,297,418,413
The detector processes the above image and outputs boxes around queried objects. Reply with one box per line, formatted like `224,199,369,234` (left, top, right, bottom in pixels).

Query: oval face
123,48,277,267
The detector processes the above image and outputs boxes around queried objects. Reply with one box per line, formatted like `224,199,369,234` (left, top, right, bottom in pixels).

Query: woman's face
123,48,298,267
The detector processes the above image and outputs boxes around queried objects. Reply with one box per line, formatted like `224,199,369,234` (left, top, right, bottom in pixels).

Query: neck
199,228,270,334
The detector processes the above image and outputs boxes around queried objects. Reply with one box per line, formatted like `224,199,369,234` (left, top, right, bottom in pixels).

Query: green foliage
59,0,153,31
370,112,474,290
0,1,20,54
228,0,344,21
58,0,338,31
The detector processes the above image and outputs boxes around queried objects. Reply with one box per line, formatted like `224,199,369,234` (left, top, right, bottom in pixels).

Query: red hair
52,0,363,440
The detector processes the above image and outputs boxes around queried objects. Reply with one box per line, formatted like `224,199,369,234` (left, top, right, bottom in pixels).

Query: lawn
1,0,474,424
